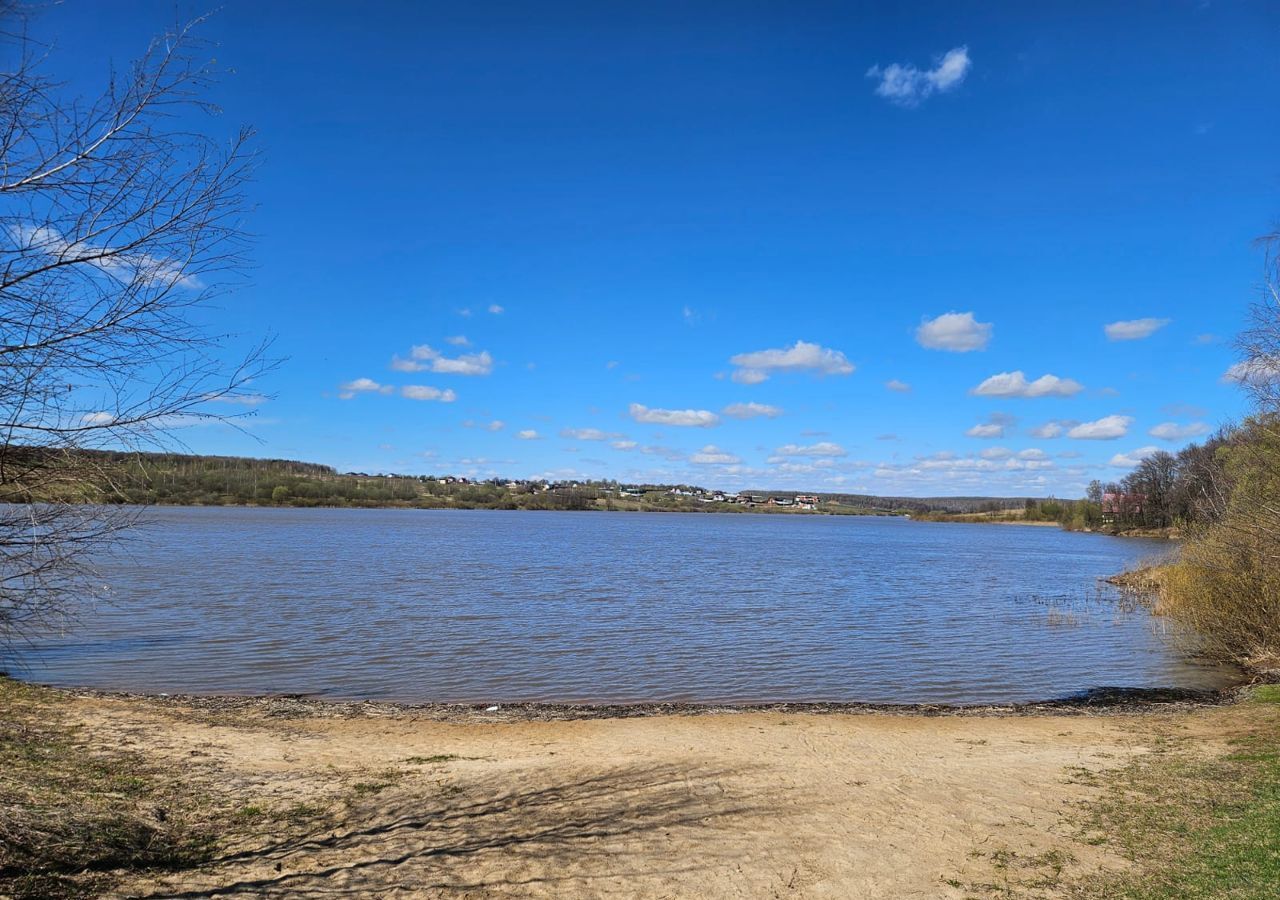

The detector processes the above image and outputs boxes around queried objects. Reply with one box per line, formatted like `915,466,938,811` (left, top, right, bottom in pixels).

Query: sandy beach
24,689,1237,899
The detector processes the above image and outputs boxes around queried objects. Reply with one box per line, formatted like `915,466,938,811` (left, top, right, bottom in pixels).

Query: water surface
14,507,1233,704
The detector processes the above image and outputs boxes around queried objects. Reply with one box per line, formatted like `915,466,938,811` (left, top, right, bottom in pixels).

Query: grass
0,677,338,899
1075,685,1280,899
954,685,1280,899
0,678,219,899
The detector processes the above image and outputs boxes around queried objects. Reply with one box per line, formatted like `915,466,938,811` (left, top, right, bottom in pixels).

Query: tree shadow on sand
131,762,761,897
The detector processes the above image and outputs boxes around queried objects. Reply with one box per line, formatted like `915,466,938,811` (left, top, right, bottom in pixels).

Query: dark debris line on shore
44,682,1249,724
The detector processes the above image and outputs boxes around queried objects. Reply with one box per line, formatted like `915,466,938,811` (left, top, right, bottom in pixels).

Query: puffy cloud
1068,415,1133,440
729,340,854,384
965,411,1016,439
1028,420,1072,439
400,385,457,403
980,446,1012,460
1104,318,1170,341
629,403,720,427
81,411,116,426
722,401,783,419
1149,421,1210,441
971,371,1084,398
690,445,741,465
884,379,912,392
915,311,992,352
338,378,394,400
769,441,847,461
867,46,971,107
488,304,504,314
1223,359,1280,386
10,223,203,290
516,429,541,440
1110,446,1160,468
391,345,494,376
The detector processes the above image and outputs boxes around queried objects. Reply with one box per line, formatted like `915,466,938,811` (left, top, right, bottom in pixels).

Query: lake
12,507,1234,705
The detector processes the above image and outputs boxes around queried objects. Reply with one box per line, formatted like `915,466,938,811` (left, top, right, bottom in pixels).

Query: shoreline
30,680,1246,722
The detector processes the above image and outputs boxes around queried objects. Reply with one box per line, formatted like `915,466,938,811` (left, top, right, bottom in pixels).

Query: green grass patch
1070,700,1280,899
1248,683,1280,705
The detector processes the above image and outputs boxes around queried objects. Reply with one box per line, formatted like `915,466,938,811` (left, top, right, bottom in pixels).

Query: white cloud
641,444,687,460
722,401,783,419
731,368,769,385
80,411,116,426
560,427,620,441
884,379,912,392
1105,318,1170,341
1149,421,1210,441
965,411,1016,438
971,371,1084,398
1223,359,1280,386
391,345,494,376
339,378,394,400
690,444,741,465
1068,415,1134,440
1029,421,1070,439
516,429,541,440
980,446,1012,460
445,335,470,346
400,385,457,403
1110,446,1160,468
867,46,971,107
206,393,269,407
629,403,720,427
488,304,504,315
915,311,992,352
611,440,637,450
769,441,847,460
11,223,203,290
729,340,854,384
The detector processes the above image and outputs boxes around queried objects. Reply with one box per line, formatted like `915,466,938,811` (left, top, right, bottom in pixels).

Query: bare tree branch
0,12,271,642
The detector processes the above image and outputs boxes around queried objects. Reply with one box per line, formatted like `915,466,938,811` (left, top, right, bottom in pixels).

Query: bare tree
1237,230,1280,410
0,14,267,643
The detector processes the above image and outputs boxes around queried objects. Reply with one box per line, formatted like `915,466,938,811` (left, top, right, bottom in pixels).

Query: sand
31,692,1225,899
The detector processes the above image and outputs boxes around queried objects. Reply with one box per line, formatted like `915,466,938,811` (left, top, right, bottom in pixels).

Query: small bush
1160,528,1280,671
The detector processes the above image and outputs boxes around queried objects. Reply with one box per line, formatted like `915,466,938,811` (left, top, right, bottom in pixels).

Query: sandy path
59,696,1179,898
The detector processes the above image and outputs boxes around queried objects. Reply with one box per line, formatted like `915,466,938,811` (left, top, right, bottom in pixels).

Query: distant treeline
8,448,1054,515
916,430,1245,534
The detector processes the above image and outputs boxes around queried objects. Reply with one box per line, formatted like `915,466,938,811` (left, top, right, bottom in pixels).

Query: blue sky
39,1,1280,496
